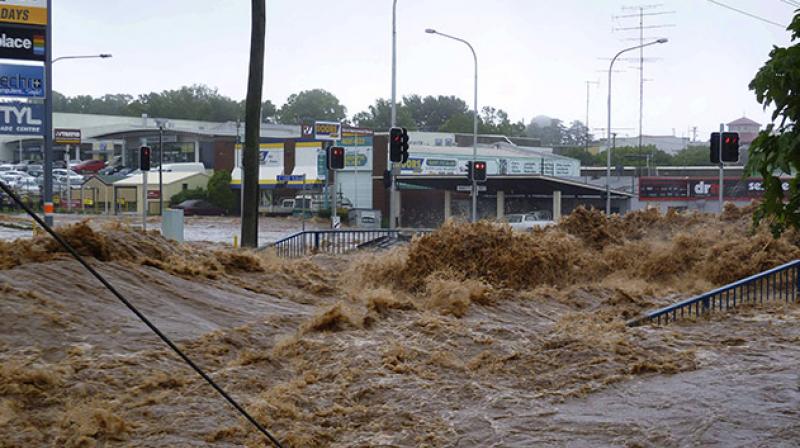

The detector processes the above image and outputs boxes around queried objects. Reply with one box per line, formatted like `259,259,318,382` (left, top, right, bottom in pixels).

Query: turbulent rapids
1,206,800,447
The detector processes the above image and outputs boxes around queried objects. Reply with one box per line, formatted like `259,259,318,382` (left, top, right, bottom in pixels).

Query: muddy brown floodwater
1,204,799,447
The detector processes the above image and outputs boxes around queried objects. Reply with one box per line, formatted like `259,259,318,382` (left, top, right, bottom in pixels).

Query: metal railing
629,260,800,327
268,228,433,258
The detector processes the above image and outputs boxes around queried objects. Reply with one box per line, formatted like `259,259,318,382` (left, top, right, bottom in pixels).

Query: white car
13,177,40,195
0,171,32,187
52,169,84,185
504,211,555,231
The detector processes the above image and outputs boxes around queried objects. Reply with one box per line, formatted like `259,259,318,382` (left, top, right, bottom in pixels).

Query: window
507,215,522,223
182,183,188,190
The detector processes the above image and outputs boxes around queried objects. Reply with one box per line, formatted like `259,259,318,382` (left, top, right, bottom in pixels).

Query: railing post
314,232,320,251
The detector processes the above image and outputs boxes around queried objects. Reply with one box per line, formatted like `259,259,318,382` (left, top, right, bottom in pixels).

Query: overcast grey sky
53,1,795,139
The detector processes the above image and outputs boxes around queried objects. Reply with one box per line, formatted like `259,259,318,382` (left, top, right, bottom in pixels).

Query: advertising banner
0,63,43,97
314,121,341,141
0,101,41,135
0,0,47,26
0,24,44,61
54,128,81,145
639,177,792,201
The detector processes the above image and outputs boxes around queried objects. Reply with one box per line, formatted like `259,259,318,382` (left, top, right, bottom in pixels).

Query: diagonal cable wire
706,0,787,28
0,180,283,448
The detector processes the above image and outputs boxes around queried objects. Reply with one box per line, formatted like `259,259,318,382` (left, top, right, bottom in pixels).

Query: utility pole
241,0,265,248
585,80,599,151
613,5,674,173
389,0,399,228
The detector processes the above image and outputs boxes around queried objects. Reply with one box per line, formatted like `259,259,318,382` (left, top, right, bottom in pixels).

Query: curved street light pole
426,29,479,222
606,39,667,215
52,54,112,64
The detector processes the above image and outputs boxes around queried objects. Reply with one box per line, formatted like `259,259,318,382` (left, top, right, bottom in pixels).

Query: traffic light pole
142,171,148,232
718,123,724,209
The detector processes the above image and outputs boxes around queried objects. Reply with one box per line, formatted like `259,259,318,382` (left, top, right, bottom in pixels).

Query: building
727,117,761,145
600,135,693,155
0,112,299,171
113,171,210,214
77,174,127,213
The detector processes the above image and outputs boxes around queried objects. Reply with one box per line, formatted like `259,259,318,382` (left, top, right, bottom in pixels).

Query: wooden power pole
241,0,265,248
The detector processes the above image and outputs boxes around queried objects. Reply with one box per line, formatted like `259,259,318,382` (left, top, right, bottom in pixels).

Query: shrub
207,170,236,212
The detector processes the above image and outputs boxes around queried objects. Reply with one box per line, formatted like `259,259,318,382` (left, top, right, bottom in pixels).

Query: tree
277,89,346,124
747,12,800,234
403,95,470,131
563,121,592,147
207,170,236,212
438,111,478,133
480,106,526,136
241,0,265,248
672,146,711,166
352,98,415,130
526,117,566,146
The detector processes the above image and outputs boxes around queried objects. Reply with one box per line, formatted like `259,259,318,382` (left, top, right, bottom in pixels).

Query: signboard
0,0,47,26
0,24,44,61
314,121,341,141
639,177,792,201
457,185,487,192
0,101,41,135
147,190,160,200
54,128,81,145
277,174,305,182
0,63,43,97
301,121,314,138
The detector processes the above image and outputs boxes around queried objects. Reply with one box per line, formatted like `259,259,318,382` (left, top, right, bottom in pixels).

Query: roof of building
83,174,127,185
728,117,761,127
409,143,574,162
114,171,209,186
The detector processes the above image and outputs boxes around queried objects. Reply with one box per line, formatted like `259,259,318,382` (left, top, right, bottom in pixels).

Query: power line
705,0,787,28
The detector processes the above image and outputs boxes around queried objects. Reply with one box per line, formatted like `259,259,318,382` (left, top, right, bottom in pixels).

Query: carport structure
393,174,633,227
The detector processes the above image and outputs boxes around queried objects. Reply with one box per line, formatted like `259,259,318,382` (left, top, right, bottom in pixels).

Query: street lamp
155,118,168,215
426,28,479,223
389,0,399,228
606,38,667,215
52,54,112,64
43,53,113,225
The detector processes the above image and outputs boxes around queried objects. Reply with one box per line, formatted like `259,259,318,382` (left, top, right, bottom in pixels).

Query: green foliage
277,89,347,124
746,12,800,235
169,187,206,206
352,98,416,130
672,146,712,166
207,170,236,212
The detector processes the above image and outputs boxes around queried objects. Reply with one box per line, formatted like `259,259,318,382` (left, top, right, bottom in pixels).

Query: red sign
639,177,791,201
147,190,161,200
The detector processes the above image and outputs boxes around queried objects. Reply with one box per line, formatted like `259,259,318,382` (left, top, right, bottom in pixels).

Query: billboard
0,63,43,97
639,177,791,201
0,101,41,135
314,121,341,141
0,0,47,26
54,128,81,145
0,24,44,61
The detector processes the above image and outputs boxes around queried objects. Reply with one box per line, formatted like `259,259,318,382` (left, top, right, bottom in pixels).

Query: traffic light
328,146,345,170
710,132,740,163
389,127,403,162
139,146,151,171
383,169,392,189
473,161,487,182
389,127,410,163
401,127,410,163
467,161,487,182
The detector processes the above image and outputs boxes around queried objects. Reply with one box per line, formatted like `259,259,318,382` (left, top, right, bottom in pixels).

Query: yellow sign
0,4,47,25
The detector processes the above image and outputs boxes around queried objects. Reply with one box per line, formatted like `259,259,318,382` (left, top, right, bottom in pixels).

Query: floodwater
1,205,799,447
0,213,328,244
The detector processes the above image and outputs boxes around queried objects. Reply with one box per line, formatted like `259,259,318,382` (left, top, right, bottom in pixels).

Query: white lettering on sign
0,103,40,125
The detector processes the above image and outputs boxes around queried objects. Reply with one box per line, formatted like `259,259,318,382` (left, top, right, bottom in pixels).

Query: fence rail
268,228,433,258
628,260,800,326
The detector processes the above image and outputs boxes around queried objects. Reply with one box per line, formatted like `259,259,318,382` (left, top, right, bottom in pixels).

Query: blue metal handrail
267,228,434,258
629,259,800,326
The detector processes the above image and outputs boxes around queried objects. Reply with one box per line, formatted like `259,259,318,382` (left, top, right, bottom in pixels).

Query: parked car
13,177,40,196
503,211,554,231
73,159,106,174
0,164,15,172
52,169,84,185
172,199,225,216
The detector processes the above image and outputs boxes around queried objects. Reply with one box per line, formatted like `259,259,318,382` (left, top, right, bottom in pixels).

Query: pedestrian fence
628,259,800,326
267,228,434,258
